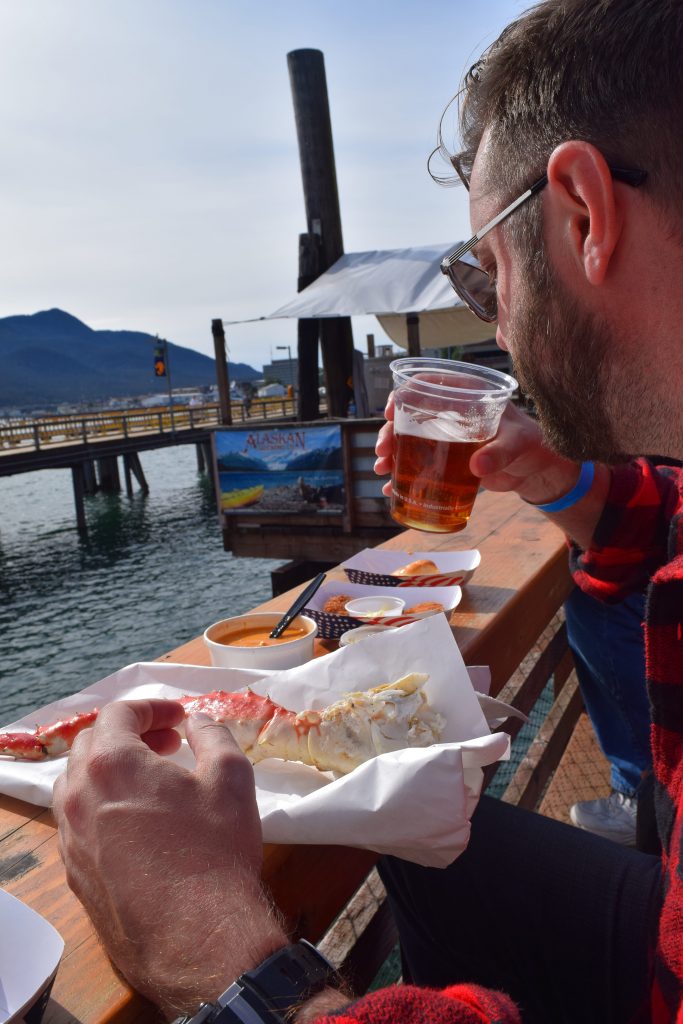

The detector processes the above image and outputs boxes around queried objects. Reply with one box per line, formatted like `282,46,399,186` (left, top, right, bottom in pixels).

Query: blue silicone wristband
532,461,595,514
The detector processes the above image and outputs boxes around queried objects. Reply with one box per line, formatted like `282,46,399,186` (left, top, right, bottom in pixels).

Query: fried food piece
392,559,439,577
323,594,352,615
404,601,444,615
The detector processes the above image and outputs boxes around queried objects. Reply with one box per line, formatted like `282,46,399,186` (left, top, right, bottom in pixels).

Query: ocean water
0,445,283,723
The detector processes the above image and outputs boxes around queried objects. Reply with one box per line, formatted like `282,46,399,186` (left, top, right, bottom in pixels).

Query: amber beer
389,357,518,534
391,428,485,533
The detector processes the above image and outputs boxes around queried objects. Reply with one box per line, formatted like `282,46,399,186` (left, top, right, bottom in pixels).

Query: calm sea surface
0,445,283,723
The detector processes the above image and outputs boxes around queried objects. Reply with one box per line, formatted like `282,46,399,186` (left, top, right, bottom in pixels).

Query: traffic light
154,344,166,377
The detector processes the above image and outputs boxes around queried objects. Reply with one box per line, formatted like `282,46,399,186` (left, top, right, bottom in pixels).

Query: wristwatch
171,939,340,1024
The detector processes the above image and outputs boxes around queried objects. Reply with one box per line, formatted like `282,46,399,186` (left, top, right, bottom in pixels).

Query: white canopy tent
227,242,496,350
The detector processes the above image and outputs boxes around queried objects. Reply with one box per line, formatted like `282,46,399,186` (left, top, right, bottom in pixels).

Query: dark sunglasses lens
445,261,497,322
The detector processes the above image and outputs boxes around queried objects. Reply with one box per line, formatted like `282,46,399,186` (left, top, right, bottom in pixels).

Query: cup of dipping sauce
338,624,400,647
203,612,317,669
344,596,405,620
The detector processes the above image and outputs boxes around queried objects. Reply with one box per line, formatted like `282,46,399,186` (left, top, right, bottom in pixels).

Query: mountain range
0,309,260,410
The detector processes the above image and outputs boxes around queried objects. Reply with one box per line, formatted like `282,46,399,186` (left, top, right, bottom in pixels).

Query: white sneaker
569,792,637,845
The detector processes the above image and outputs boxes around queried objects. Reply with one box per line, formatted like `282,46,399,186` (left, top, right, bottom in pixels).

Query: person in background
566,452,682,847
564,584,650,844
53,1,683,1022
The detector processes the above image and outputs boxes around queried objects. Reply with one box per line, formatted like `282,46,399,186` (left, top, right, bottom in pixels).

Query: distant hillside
0,309,260,409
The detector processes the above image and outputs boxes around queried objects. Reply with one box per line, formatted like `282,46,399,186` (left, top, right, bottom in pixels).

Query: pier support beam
71,464,88,534
124,452,149,495
96,456,121,493
202,441,215,492
82,460,97,494
123,456,134,497
196,443,206,472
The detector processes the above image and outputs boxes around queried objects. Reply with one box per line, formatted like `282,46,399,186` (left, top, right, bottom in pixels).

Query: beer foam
395,405,489,442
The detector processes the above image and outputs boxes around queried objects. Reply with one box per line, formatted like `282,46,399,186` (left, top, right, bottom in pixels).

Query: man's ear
546,141,621,286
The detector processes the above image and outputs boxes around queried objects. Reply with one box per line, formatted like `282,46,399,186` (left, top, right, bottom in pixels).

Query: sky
0,0,529,372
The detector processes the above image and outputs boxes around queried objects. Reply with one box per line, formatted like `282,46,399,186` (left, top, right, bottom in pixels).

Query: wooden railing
0,399,300,452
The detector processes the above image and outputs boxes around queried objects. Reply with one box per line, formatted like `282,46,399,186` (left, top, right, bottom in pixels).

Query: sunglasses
440,165,647,322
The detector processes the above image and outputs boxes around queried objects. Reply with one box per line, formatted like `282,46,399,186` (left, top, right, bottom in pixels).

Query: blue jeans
564,586,652,796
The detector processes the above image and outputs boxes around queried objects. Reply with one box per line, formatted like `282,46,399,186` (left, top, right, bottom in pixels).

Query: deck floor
538,712,611,824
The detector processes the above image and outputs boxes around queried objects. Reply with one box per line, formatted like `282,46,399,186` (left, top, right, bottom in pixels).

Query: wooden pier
0,399,299,533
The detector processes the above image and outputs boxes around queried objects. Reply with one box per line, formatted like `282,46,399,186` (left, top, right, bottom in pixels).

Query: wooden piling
297,232,321,420
123,455,134,497
288,48,354,418
211,319,232,425
71,464,88,534
196,443,206,472
127,452,149,495
96,456,121,492
82,459,97,495
203,441,215,491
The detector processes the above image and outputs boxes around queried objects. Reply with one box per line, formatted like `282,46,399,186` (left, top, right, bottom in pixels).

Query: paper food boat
304,579,462,639
0,888,64,1024
341,548,480,588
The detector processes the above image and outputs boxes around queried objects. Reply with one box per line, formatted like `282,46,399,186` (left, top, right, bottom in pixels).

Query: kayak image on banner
214,425,345,514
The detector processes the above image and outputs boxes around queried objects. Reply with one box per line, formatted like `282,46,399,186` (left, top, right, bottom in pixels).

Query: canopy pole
211,319,232,425
407,313,421,356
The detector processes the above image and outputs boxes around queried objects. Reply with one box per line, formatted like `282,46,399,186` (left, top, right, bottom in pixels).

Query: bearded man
53,2,683,1023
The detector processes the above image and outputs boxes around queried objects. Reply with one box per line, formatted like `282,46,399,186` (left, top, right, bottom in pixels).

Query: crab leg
0,674,443,775
0,710,100,761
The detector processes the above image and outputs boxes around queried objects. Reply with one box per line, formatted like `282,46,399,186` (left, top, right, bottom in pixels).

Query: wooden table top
0,488,571,1023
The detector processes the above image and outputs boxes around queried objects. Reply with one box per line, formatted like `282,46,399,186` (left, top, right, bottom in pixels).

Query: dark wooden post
366,333,375,358
297,232,321,420
288,48,354,418
71,464,87,534
123,454,134,497
407,314,421,357
96,456,121,492
211,319,232,425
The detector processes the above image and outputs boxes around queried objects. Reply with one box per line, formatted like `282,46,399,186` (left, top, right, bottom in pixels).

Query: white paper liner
0,889,64,1023
0,616,511,867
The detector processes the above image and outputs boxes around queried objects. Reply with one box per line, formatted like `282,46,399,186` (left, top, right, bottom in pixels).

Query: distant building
262,357,298,388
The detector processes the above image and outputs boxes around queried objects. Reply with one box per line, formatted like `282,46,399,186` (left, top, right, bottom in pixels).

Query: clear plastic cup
390,357,517,533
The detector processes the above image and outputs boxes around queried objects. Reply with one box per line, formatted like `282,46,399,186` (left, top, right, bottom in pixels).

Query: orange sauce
213,625,309,648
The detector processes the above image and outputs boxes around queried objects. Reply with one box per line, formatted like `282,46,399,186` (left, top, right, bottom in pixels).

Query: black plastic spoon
269,572,327,639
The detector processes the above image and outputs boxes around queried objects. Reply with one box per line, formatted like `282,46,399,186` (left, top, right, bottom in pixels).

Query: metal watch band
172,939,339,1024
171,981,281,1024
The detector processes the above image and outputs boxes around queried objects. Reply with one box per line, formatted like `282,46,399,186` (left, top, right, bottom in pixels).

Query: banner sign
214,425,345,514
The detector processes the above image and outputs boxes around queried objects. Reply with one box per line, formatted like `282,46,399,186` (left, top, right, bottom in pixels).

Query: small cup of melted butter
203,612,317,670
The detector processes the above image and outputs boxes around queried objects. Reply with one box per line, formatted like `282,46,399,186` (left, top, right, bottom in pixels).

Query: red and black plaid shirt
314,460,683,1024
571,459,683,1022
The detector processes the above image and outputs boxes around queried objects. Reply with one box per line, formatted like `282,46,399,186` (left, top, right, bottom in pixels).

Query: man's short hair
445,0,683,222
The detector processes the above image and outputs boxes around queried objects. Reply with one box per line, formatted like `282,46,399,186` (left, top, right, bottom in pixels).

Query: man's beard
508,259,634,464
